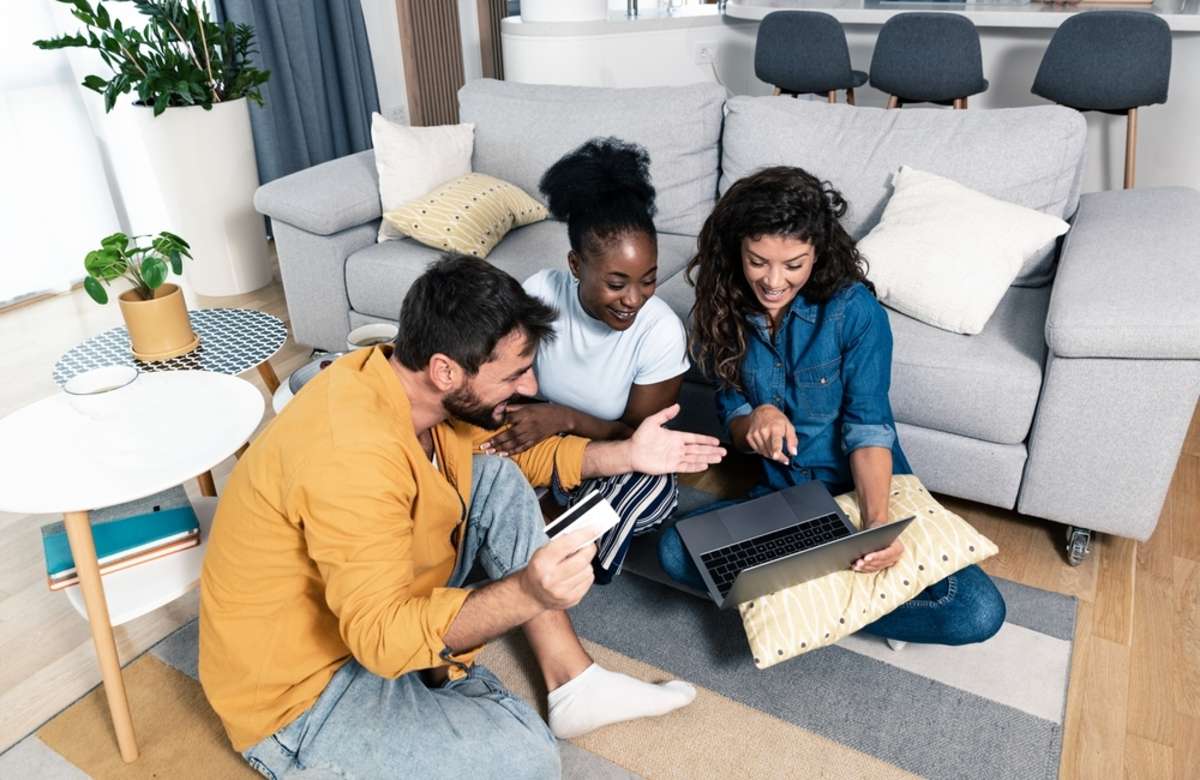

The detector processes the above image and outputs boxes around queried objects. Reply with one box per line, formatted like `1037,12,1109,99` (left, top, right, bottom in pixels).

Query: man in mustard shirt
200,254,725,778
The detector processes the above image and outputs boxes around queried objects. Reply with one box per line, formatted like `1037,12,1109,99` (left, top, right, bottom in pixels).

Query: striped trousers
554,471,679,583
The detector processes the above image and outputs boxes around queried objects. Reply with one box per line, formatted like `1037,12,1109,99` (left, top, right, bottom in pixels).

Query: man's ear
427,353,461,392
567,249,582,280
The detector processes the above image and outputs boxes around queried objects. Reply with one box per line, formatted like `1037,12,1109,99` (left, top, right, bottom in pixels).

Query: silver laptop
676,481,914,609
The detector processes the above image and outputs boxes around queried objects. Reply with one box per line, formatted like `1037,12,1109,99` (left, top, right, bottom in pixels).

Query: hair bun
539,137,656,222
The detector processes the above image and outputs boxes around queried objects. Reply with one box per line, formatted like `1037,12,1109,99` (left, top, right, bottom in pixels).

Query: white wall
361,0,410,123
459,0,484,81
359,0,485,126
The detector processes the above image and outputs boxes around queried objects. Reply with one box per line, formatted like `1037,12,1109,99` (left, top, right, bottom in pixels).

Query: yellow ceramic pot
117,283,199,361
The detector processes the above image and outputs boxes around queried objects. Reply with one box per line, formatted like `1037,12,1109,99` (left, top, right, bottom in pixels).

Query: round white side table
0,371,264,763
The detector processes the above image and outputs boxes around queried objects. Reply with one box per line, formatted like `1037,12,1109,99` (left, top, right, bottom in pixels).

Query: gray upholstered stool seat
755,11,867,104
869,12,988,109
1031,10,1171,189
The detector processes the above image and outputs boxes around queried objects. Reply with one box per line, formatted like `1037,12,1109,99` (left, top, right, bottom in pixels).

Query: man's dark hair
393,253,557,375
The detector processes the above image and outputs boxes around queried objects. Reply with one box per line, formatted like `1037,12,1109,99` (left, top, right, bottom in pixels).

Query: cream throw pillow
371,113,474,242
383,173,548,258
739,475,998,670
859,166,1069,335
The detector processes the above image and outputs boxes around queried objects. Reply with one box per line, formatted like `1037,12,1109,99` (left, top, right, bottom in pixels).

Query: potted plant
84,230,199,361
34,0,274,297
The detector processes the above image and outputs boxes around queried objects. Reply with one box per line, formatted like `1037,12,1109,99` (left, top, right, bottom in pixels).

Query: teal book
41,504,200,590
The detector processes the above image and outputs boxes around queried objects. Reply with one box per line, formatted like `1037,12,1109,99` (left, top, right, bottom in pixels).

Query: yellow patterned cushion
382,173,548,258
739,475,997,669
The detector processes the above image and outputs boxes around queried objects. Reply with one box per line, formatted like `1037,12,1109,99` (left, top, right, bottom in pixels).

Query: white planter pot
521,0,609,22
127,97,272,297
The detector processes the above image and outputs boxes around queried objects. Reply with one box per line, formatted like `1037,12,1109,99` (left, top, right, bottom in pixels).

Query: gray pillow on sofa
719,98,1087,286
459,79,726,237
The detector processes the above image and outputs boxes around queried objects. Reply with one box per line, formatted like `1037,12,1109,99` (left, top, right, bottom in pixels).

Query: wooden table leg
62,511,139,763
256,362,280,394
197,471,217,497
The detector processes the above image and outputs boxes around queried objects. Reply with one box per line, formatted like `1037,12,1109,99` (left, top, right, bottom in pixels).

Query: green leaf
95,3,109,29
152,90,169,116
82,74,108,91
83,275,108,305
159,230,189,249
168,249,182,275
84,248,126,280
100,231,128,251
141,256,168,289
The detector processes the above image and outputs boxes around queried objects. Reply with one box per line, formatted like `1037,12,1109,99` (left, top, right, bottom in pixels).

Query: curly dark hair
538,137,657,257
688,166,873,390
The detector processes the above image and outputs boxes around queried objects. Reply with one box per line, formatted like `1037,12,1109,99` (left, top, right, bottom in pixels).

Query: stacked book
41,486,200,591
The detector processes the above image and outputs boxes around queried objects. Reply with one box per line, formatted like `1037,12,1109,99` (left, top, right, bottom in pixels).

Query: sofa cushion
888,284,1051,445
655,275,1050,445
741,475,997,669
459,79,725,237
382,173,548,258
346,221,697,320
720,98,1086,286
861,166,1069,335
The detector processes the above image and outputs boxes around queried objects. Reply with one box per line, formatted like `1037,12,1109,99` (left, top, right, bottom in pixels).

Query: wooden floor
0,279,1197,779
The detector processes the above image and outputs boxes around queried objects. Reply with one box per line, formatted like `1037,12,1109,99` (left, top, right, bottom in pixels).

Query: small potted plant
84,231,199,361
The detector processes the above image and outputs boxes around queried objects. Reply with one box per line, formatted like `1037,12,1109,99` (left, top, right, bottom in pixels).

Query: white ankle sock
547,663,696,739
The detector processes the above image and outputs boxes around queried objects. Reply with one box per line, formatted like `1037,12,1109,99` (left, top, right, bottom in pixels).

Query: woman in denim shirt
658,167,1005,646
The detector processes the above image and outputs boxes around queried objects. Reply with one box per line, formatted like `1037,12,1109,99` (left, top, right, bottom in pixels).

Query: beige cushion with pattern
739,475,997,669
382,172,548,259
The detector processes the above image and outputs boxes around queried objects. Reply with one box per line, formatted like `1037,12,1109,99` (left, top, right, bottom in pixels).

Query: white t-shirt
523,269,690,422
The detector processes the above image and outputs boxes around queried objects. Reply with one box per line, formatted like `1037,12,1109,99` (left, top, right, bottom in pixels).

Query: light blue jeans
242,456,559,780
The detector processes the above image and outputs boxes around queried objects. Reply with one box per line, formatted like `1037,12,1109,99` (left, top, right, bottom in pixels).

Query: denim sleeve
715,383,753,431
840,291,898,454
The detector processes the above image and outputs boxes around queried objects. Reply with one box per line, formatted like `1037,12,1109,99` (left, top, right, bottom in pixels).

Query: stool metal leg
953,97,965,110
886,95,900,109
772,87,781,96
846,87,856,106
827,90,836,103
1124,107,1138,189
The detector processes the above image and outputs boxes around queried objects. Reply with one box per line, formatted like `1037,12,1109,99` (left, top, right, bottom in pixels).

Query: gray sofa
255,79,1200,561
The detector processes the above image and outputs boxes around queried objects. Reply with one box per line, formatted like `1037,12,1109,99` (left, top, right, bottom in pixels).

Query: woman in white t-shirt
480,138,689,571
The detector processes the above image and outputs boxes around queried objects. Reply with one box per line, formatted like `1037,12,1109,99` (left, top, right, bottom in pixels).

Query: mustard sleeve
469,426,591,491
292,448,477,678
514,435,590,490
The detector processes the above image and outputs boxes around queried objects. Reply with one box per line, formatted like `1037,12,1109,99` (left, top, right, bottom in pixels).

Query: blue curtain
216,0,380,185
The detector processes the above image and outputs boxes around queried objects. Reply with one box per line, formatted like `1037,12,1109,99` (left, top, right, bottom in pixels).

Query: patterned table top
53,308,287,385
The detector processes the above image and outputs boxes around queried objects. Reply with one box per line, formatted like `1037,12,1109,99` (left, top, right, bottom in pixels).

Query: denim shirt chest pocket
792,357,843,423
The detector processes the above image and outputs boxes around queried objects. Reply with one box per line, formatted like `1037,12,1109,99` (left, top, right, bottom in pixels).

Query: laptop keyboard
700,513,850,597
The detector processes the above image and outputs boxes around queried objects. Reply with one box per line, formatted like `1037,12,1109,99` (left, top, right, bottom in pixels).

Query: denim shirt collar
747,294,821,340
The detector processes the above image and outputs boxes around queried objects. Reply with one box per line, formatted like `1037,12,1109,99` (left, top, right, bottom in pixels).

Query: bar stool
869,13,988,109
1031,11,1171,189
755,11,867,104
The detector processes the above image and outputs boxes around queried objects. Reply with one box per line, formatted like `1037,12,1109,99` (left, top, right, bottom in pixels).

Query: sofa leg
1065,526,1093,566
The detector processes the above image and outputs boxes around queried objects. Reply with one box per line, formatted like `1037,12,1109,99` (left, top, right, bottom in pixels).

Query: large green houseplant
34,0,275,297
33,0,269,116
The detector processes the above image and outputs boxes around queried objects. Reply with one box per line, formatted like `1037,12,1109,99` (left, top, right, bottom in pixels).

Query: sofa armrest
1045,187,1200,359
254,150,381,236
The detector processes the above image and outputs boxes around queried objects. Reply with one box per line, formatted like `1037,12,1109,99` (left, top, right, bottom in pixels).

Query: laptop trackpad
718,493,792,538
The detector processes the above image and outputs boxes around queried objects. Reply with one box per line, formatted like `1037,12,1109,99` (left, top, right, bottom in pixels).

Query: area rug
1,487,1076,779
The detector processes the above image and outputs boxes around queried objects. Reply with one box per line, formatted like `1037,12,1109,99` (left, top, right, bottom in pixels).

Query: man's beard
443,383,505,430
